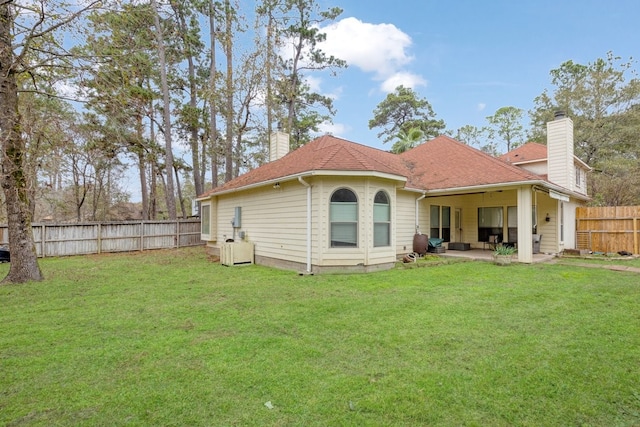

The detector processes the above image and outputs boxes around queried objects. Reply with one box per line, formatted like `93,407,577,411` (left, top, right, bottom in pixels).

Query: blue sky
311,0,640,151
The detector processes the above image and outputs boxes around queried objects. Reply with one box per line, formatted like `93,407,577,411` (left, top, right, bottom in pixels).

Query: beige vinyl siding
547,118,574,191
316,176,397,266
574,165,588,195
396,191,419,254
532,194,581,254
563,200,579,250
216,181,309,264
211,175,400,269
518,160,547,176
535,195,558,254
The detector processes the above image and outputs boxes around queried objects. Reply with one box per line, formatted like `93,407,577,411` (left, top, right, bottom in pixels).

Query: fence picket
576,207,640,254
0,220,202,257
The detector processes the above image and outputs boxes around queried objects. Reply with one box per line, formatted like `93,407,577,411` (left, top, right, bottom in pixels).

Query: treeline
0,0,346,224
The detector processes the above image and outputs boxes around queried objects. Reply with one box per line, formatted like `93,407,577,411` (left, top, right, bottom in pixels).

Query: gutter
415,192,426,233
196,170,407,200
423,180,590,202
298,176,312,274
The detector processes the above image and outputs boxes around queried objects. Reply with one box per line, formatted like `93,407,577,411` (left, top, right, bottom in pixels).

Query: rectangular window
373,196,390,247
374,223,390,247
507,206,518,243
575,167,581,187
330,202,357,247
441,206,451,242
201,204,210,235
430,205,440,239
478,207,503,242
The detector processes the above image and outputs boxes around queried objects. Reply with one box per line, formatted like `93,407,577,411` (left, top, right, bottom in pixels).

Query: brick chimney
546,111,574,191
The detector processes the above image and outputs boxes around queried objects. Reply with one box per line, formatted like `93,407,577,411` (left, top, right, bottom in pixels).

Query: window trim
200,203,211,236
329,188,358,248
373,190,391,247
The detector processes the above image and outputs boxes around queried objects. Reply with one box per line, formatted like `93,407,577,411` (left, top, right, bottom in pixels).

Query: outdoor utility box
231,206,242,228
220,241,254,266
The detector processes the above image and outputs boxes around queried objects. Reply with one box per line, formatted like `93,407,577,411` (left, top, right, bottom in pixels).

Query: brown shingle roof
198,135,408,197
198,134,546,198
400,136,543,191
498,142,547,164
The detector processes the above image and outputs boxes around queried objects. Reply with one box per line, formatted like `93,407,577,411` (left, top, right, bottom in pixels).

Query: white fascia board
196,170,407,199
424,180,590,202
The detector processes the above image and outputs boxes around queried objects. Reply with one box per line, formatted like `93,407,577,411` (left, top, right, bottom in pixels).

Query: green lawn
1,248,639,426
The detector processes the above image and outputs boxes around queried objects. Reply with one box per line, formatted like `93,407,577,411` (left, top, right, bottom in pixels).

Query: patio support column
517,186,533,263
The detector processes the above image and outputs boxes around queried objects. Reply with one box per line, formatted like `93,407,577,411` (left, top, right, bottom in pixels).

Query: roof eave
424,180,591,201
196,169,408,199
509,158,547,166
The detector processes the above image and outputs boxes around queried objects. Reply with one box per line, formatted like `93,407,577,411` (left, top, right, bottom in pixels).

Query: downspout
298,176,312,273
415,192,426,234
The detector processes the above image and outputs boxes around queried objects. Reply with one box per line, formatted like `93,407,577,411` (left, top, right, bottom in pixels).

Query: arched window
330,188,358,247
373,191,390,247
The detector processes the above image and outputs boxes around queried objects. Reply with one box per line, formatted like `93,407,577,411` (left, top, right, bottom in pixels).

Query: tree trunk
173,2,203,197
174,165,186,218
0,3,43,283
208,0,219,188
224,0,234,182
150,0,177,220
136,111,149,220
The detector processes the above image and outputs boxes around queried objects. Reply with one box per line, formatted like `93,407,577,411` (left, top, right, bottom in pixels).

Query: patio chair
484,234,500,251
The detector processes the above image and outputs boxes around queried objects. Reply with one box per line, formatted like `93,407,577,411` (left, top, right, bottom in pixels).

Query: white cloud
317,121,348,137
380,72,427,93
477,103,487,111
320,17,424,92
304,75,323,93
321,17,413,78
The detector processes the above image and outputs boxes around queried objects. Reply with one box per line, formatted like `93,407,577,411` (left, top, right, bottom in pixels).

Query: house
196,112,590,273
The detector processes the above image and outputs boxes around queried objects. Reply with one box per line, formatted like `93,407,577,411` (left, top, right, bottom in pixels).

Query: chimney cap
554,110,566,120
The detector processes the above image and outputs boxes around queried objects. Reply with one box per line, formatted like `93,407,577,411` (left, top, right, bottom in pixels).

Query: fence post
41,224,46,258
634,217,638,255
97,223,102,254
175,220,179,248
140,221,144,251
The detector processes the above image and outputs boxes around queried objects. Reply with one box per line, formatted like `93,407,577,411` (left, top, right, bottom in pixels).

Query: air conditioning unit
220,241,254,266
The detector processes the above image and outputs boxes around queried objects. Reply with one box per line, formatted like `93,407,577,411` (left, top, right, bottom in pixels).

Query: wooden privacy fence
576,206,639,255
0,220,203,258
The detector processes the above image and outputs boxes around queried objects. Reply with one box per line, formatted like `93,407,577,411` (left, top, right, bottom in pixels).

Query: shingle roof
198,135,409,198
498,142,547,164
400,136,543,191
198,134,546,198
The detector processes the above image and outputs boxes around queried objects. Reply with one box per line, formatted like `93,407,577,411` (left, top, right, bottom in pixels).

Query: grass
1,248,640,426
558,253,640,269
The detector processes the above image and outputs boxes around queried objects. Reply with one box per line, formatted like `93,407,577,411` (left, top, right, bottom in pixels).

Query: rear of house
198,114,590,273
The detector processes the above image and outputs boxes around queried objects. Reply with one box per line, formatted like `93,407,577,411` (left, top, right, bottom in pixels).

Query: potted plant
493,244,516,266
